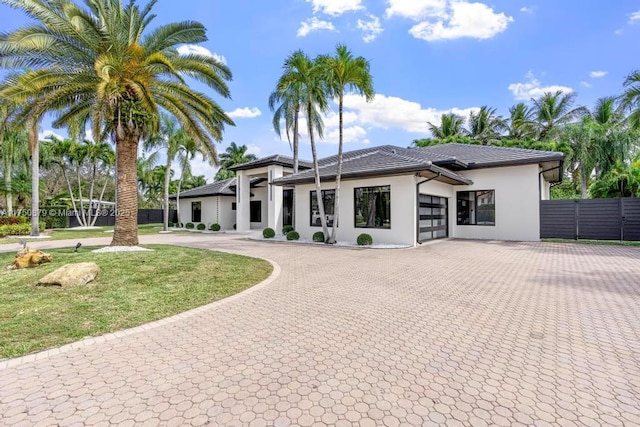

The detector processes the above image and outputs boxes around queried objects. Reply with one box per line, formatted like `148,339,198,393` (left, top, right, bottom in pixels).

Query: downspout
416,172,441,245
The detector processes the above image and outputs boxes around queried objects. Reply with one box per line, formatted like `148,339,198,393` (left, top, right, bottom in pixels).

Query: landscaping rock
6,247,53,270
37,262,100,288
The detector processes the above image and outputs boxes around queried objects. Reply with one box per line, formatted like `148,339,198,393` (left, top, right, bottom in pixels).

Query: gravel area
91,246,154,253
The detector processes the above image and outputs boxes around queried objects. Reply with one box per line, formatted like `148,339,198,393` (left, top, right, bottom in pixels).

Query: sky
1,0,639,182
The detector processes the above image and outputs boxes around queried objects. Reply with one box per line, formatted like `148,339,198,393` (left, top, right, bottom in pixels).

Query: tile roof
229,155,313,171
170,177,265,199
414,143,564,168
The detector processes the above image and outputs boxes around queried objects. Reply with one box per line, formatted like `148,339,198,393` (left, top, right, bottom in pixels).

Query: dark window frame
310,189,336,227
456,190,495,226
354,185,391,229
191,201,202,223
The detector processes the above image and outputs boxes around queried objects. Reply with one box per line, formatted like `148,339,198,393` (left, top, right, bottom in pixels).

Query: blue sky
1,0,639,181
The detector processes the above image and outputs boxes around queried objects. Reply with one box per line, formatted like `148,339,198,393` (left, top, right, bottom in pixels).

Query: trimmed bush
196,223,206,231
357,233,373,246
263,227,276,238
282,225,294,235
210,223,221,231
312,231,324,242
0,221,46,237
185,222,195,229
286,230,300,241
0,216,28,226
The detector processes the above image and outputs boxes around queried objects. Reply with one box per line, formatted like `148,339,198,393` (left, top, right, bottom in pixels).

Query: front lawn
0,245,272,359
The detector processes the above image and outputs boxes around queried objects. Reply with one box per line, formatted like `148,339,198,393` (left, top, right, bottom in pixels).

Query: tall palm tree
0,128,28,214
507,103,537,140
146,115,199,231
532,91,587,140
273,50,330,238
215,142,257,181
622,70,640,130
428,113,466,139
467,106,506,145
318,44,374,244
0,0,234,245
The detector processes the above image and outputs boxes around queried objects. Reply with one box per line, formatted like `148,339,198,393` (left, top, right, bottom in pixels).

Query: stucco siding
452,164,541,241
294,175,417,246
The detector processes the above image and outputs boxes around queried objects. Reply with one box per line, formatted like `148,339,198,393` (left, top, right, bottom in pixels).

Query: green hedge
286,230,300,241
0,216,28,226
0,221,46,237
186,222,194,229
210,223,221,231
197,223,206,230
357,233,373,246
282,225,294,235
312,231,324,242
263,227,275,238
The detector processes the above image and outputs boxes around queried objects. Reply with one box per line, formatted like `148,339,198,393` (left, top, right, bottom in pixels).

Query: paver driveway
1,234,640,426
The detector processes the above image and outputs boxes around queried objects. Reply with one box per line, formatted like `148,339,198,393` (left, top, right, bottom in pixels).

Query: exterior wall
293,175,417,246
540,172,551,200
217,197,236,230
452,164,541,241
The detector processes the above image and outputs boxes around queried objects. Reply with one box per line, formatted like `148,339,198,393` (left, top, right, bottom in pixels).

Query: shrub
263,227,275,238
357,233,373,246
0,216,28,226
186,222,194,229
210,223,221,231
282,225,294,235
0,221,46,237
286,230,300,241
196,223,206,231
312,231,324,242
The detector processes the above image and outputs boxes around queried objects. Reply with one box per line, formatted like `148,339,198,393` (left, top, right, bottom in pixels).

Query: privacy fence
540,198,640,241
66,209,177,228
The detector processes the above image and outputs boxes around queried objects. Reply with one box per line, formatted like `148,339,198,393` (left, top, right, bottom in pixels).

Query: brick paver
1,234,639,426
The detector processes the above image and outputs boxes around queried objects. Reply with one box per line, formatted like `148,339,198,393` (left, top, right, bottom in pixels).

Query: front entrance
283,189,294,227
418,194,448,242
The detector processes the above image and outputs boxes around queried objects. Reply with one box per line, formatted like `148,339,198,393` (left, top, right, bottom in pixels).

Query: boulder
7,247,53,270
37,262,100,288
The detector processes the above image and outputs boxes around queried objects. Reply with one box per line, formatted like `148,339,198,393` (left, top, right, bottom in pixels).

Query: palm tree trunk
580,164,589,199
87,163,97,227
176,177,182,227
91,177,109,227
29,125,39,236
112,132,140,246
77,165,87,226
308,105,329,240
4,157,12,214
329,95,344,244
163,155,172,231
60,163,81,226
293,106,300,174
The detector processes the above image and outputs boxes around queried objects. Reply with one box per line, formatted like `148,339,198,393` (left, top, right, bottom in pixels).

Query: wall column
268,165,284,232
236,170,251,231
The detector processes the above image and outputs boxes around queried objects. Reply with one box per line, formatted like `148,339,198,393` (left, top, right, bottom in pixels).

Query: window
354,186,391,229
310,190,335,227
231,202,236,211
457,190,495,225
191,202,202,223
250,201,261,223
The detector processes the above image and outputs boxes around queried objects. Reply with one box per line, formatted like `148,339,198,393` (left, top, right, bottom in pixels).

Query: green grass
543,238,640,247
0,223,189,244
0,245,272,359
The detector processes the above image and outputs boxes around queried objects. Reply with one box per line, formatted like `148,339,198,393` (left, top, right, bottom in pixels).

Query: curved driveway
1,234,640,426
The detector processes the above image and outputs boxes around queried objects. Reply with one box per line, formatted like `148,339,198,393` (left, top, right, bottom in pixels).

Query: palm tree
0,128,28,214
622,70,640,130
507,103,537,140
318,44,374,244
273,50,330,238
0,0,234,245
146,115,199,231
428,113,466,139
467,106,506,145
532,91,587,140
215,142,257,181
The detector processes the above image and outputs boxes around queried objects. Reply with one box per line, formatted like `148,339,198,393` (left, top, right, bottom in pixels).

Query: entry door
419,195,448,241
283,189,294,227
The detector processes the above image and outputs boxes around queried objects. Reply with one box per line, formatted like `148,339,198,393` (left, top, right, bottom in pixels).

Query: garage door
419,195,448,242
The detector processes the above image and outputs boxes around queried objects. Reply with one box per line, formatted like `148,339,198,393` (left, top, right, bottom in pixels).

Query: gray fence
68,209,177,228
540,198,640,241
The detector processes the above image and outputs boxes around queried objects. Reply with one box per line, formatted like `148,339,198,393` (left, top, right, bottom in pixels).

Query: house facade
175,144,563,245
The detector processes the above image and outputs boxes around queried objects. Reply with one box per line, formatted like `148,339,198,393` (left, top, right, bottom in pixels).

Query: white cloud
357,15,384,42
177,44,227,65
630,10,640,23
580,81,592,88
385,0,448,20
408,1,513,41
297,17,337,37
226,107,262,119
520,6,534,14
186,155,214,183
38,129,64,141
589,70,608,78
246,144,262,156
306,0,364,16
508,72,574,101
343,93,478,134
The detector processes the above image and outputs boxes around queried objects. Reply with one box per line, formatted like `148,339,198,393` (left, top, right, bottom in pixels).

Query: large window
457,190,495,225
354,186,391,229
250,201,262,223
310,190,335,227
191,201,201,223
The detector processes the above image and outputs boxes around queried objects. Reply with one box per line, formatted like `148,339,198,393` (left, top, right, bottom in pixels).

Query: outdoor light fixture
74,242,82,253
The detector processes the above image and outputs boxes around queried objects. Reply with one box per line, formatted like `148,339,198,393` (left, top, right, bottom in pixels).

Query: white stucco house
173,143,564,245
